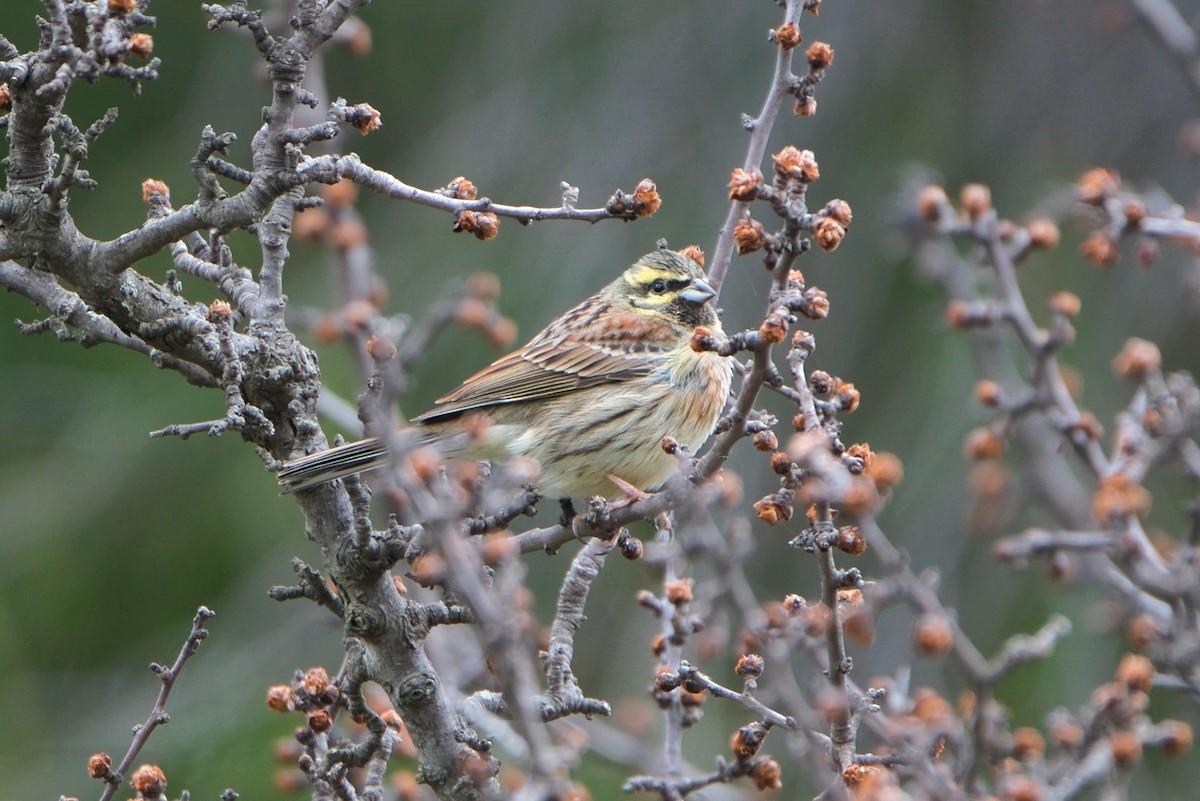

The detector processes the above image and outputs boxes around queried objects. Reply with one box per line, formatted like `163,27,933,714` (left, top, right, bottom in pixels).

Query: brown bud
1012,726,1045,761
753,494,792,525
1092,473,1151,521
366,335,397,362
0,83,10,110
128,33,153,59
774,22,801,50
759,310,789,343
806,41,835,70
466,271,500,300
751,757,782,791
1080,231,1119,267
834,525,867,555
141,178,170,203
678,244,705,265
320,178,359,208
1076,167,1119,205
730,722,767,758
302,667,330,696
619,535,644,561
728,167,762,201
131,765,166,797
632,178,661,217
917,184,949,223
1161,720,1193,757
446,176,478,200
833,379,860,412
913,613,954,657
108,0,136,15
87,753,112,780
1052,720,1084,751
825,198,853,227
307,709,333,733
867,452,904,489
773,146,820,182
350,103,382,135
964,427,1005,460
735,653,765,678
975,379,1002,407
1115,653,1154,693
814,218,845,251
1112,337,1161,379
1027,218,1060,249
267,685,296,712
753,429,778,451
454,210,499,240
1128,614,1163,649
734,217,766,254
770,451,792,475
487,316,518,347
1110,730,1142,767
331,217,368,249
665,578,693,606
793,96,817,116
1048,291,1081,318
960,183,992,219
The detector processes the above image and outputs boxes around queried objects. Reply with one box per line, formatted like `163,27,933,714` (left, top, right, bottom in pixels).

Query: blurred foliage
2,1,1199,799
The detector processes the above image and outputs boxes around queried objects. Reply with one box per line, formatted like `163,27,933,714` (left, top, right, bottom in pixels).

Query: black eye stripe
646,277,689,293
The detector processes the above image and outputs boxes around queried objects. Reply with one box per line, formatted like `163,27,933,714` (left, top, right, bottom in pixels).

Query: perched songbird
278,248,733,509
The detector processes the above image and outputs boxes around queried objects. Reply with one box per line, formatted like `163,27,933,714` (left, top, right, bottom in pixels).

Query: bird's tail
277,438,388,494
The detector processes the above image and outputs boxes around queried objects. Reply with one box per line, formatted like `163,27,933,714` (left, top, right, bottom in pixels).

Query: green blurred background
3,1,1199,798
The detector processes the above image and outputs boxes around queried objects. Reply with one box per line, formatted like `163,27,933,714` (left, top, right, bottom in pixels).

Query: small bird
278,248,733,513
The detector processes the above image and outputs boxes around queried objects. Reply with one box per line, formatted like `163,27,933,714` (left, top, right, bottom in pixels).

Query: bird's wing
412,308,675,422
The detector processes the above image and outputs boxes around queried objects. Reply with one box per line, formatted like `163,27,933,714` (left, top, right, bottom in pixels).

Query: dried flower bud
678,244,705,265
0,84,10,110
1048,291,1081,319
975,379,1002,407
728,167,762,201
770,451,792,475
366,335,397,362
730,722,767,758
632,178,661,217
1081,231,1119,267
773,146,820,182
913,614,954,657
735,653,765,678
964,427,1005,460
1115,653,1154,693
307,709,333,733
1112,337,1160,379
734,217,766,254
446,176,478,200
267,685,296,712
1092,473,1152,521
753,494,792,525
619,535,644,561
960,183,992,219
833,379,860,412
834,525,866,555
87,753,112,780
793,96,817,116
825,198,853,227
665,578,693,606
1076,167,1119,205
866,451,904,489
302,666,330,696
1128,614,1163,649
751,757,782,791
917,184,949,222
1012,727,1046,762
128,33,154,58
1110,730,1142,767
774,21,801,50
131,765,166,797
1027,218,1060,249
814,218,845,251
759,310,789,343
800,287,830,319
108,0,136,15
454,210,500,241
141,178,170,203
752,430,779,452
1161,720,1193,757
806,41,835,69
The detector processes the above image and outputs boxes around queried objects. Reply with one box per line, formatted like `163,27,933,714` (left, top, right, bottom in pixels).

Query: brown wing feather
412,301,674,423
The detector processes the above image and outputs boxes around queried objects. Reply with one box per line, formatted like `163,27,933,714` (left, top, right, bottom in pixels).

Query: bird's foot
558,497,578,528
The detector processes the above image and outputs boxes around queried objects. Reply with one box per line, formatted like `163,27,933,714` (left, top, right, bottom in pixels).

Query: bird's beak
680,279,716,305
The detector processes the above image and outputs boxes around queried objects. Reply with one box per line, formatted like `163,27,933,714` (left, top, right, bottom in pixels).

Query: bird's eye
650,279,667,294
